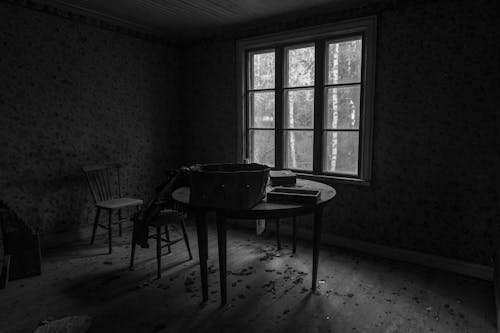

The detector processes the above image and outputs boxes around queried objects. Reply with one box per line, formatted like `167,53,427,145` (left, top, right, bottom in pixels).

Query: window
237,17,376,184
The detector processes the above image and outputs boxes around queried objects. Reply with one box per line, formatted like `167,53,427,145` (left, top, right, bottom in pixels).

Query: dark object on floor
34,315,92,333
82,163,143,254
152,323,166,332
0,255,11,289
266,187,320,204
130,168,192,279
189,163,270,209
4,230,41,281
269,170,297,186
0,202,42,281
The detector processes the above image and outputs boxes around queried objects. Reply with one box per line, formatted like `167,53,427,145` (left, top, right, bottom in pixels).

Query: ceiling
34,0,376,40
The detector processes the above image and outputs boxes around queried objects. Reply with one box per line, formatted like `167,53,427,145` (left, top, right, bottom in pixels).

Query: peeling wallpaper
0,2,182,234
180,0,500,264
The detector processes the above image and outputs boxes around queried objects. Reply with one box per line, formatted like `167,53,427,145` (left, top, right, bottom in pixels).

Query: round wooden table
172,179,336,305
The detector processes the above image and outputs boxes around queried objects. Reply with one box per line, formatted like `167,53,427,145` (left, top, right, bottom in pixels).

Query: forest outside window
238,17,376,183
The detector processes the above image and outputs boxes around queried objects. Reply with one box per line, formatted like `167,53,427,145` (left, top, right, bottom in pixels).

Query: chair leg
129,223,136,270
276,218,281,250
180,218,193,260
90,208,101,245
164,225,171,254
156,227,162,279
108,210,113,254
118,209,123,237
292,216,297,253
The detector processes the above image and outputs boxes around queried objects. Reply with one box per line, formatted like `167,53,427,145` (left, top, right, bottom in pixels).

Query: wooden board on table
266,187,320,204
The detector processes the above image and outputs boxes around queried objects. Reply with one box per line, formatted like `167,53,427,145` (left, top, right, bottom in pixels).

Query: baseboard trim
40,220,134,251
323,232,493,282
230,220,494,282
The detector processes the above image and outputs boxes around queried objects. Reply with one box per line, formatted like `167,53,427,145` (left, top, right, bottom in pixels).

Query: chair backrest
82,164,122,203
159,169,189,214
134,169,188,224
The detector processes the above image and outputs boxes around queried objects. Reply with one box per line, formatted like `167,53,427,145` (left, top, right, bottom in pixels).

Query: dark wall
181,0,500,264
180,40,238,164
0,2,182,234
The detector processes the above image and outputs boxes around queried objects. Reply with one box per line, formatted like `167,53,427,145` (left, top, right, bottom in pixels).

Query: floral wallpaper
1,0,498,265
0,1,182,234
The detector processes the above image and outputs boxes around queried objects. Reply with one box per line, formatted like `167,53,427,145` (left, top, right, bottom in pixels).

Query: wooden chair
129,170,193,279
82,164,143,254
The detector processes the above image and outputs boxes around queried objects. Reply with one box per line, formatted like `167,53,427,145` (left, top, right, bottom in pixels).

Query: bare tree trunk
289,99,297,168
330,43,340,171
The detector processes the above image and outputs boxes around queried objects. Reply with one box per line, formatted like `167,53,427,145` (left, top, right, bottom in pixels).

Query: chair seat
148,209,185,227
96,197,143,210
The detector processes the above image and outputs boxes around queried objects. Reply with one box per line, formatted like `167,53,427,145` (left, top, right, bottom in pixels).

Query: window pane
325,86,360,129
251,51,275,90
286,45,315,87
327,38,362,85
285,89,314,129
284,130,313,170
324,131,359,175
250,91,275,128
249,130,274,167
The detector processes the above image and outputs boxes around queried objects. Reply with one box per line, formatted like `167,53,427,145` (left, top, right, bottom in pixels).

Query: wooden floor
0,220,496,333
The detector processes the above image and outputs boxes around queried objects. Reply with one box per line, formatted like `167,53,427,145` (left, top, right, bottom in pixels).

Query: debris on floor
2,225,493,333
229,267,255,276
34,316,92,333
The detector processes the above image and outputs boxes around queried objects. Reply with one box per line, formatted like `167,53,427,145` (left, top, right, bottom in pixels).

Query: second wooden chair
129,170,192,279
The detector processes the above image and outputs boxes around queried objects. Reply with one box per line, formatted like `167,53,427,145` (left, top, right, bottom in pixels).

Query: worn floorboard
0,220,495,333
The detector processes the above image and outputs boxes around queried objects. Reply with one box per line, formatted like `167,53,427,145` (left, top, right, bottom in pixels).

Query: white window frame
236,16,377,185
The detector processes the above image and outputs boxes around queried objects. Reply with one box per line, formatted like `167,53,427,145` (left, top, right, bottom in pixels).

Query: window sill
295,172,371,187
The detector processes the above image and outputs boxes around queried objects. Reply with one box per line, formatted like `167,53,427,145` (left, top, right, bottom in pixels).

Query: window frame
246,49,277,166
236,16,377,185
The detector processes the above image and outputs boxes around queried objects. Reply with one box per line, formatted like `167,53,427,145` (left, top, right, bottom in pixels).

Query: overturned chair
129,170,192,279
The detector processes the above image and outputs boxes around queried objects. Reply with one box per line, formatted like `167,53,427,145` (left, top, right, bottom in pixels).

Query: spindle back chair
83,163,122,203
83,164,143,254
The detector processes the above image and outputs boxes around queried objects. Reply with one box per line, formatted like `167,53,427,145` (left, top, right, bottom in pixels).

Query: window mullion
275,46,284,169
244,51,250,161
313,40,325,173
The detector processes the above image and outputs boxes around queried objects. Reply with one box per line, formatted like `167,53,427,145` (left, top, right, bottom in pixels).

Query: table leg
195,210,208,302
312,208,323,291
275,218,281,250
495,249,500,333
216,212,227,305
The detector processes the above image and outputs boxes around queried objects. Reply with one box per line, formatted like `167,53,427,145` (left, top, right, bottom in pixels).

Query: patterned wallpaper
0,0,498,265
0,2,182,234
181,0,500,264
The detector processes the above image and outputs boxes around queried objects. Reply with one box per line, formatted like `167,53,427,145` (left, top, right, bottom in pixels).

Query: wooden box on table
189,163,270,210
